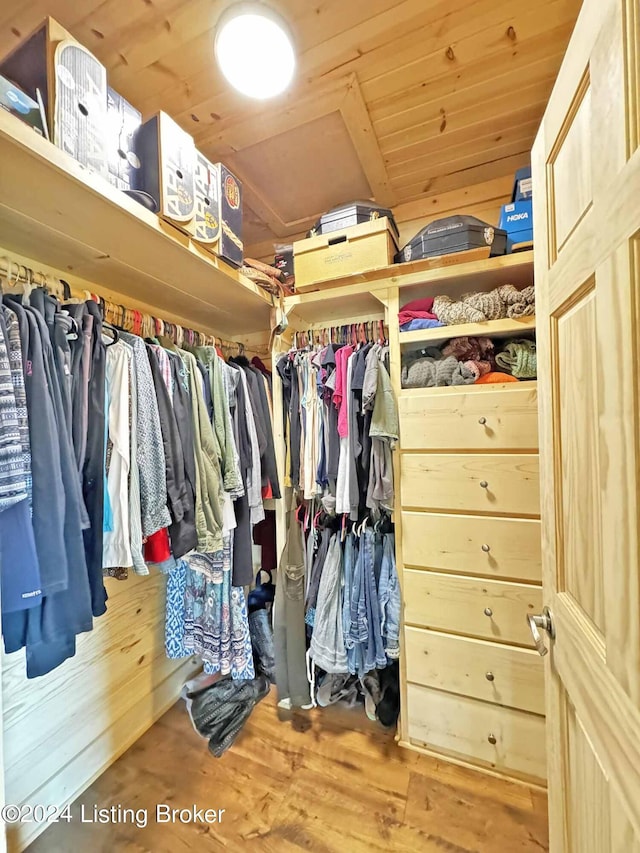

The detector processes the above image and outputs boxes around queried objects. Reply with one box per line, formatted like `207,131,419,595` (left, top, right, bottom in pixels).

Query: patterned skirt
165,534,255,680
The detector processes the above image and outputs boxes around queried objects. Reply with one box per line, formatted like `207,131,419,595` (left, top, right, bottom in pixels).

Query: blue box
499,200,533,251
512,166,532,201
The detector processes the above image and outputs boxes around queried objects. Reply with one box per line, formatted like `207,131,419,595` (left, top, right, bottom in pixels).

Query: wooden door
532,0,640,849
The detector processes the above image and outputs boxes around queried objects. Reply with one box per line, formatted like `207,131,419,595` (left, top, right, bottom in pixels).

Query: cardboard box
0,17,108,176
186,152,221,246
212,163,243,267
512,166,532,201
294,217,398,291
106,88,142,192
0,74,46,136
499,200,533,252
135,111,196,229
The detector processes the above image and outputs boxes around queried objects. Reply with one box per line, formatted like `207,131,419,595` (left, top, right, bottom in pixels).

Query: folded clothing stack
401,334,536,388
398,297,444,332
430,284,535,326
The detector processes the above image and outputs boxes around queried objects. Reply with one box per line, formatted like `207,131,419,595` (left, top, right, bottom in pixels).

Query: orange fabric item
475,372,519,384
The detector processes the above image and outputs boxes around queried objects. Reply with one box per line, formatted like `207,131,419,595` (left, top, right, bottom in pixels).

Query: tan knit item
461,288,506,320
432,294,484,325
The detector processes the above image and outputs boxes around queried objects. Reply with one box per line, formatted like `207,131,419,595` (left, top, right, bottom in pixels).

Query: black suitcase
396,215,507,263
309,200,399,240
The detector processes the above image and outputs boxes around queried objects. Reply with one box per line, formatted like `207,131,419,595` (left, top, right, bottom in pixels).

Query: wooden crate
293,216,398,291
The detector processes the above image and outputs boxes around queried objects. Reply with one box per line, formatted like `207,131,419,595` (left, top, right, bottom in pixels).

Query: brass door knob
485,672,495,682
478,417,487,425
484,607,493,617
480,480,489,489
488,734,497,745
481,543,491,553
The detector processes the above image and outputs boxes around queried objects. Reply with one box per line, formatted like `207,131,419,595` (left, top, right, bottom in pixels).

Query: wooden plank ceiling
0,0,582,258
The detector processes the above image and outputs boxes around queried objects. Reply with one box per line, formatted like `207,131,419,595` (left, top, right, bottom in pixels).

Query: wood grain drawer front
406,683,546,783
401,454,540,516
405,627,545,715
402,512,542,582
403,570,542,647
399,385,538,451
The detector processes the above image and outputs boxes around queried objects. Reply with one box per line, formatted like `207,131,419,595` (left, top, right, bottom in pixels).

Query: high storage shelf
284,250,535,328
0,110,272,336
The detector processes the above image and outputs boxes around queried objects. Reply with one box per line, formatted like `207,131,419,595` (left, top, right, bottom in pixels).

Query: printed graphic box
0,16,108,177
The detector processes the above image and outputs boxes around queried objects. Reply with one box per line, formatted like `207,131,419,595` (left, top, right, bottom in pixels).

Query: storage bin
293,216,398,291
0,16,108,177
106,88,142,192
136,111,196,230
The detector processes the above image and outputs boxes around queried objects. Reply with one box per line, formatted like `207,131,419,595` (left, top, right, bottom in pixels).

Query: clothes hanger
102,321,119,346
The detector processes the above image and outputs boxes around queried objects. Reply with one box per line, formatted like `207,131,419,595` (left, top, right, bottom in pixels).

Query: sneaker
359,670,382,721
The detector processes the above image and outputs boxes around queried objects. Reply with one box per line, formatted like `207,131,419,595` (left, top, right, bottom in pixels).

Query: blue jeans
378,533,400,660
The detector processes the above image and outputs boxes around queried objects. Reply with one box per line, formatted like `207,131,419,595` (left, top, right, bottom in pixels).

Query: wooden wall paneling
362,0,579,104
383,85,553,171
388,115,543,188
6,658,197,852
3,571,200,852
395,151,533,204
369,27,573,132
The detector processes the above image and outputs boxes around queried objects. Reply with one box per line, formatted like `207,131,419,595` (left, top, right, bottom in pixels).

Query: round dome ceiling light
215,3,296,100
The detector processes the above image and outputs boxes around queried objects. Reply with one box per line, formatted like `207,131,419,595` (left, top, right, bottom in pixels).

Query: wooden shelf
399,316,536,346
399,379,537,397
0,110,273,336
285,251,534,328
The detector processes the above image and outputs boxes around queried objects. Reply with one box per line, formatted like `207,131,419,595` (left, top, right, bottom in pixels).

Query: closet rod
292,319,389,350
0,253,270,356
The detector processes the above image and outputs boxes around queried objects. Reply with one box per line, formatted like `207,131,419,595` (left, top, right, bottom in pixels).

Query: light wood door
532,0,640,848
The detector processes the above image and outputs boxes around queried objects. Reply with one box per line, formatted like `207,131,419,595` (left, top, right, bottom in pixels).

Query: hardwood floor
26,691,549,852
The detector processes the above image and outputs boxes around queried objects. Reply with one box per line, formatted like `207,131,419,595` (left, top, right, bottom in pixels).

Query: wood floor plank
27,690,548,852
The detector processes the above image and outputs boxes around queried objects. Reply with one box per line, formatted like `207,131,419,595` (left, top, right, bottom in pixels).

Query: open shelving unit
284,250,535,328
0,109,273,336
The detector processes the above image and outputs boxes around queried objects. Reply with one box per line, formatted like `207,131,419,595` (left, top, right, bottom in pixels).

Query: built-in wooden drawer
406,683,546,783
403,569,542,647
402,511,541,582
399,384,538,451
405,627,545,715
401,453,540,516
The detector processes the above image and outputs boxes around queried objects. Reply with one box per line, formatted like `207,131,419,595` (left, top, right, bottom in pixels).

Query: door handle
527,606,555,656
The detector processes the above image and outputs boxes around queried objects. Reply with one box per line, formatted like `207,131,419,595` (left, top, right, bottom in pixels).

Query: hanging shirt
102,339,133,570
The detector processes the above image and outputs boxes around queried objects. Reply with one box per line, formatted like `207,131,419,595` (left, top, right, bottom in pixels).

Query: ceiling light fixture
215,3,296,100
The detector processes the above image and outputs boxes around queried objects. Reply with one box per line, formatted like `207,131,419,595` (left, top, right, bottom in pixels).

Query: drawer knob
488,733,497,745
484,607,493,617
480,480,489,489
485,671,495,682
478,417,487,425
481,543,491,553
